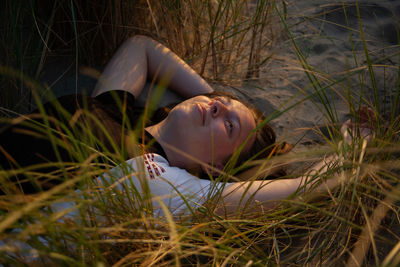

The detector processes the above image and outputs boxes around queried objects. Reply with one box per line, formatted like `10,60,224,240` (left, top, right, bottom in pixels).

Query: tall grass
1,0,279,116
274,2,400,266
0,0,399,266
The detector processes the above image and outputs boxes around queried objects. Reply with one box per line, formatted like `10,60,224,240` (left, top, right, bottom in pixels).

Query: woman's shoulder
124,153,207,184
98,153,215,215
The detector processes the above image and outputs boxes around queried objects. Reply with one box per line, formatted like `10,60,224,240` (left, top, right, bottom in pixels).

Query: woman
92,35,284,176
0,36,336,216
0,36,278,189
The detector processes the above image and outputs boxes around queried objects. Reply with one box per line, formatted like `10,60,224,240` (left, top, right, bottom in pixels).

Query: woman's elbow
127,35,155,46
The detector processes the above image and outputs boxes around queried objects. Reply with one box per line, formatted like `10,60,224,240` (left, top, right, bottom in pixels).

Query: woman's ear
201,162,224,177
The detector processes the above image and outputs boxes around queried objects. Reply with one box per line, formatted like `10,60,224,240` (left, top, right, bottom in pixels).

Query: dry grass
0,0,399,266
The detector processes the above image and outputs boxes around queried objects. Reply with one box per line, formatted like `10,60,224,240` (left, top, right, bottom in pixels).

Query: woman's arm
218,108,376,216
92,35,214,98
217,155,339,215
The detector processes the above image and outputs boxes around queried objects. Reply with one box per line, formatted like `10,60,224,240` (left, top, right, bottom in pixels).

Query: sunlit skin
146,95,256,174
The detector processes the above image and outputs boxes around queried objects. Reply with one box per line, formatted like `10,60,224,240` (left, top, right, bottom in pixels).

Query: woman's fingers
341,106,376,144
358,106,376,127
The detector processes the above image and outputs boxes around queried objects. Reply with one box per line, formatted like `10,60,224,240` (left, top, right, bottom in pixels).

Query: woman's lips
197,104,205,125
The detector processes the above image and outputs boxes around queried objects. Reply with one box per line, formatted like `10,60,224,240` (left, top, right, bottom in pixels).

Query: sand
230,0,400,146
260,0,398,144
39,0,399,148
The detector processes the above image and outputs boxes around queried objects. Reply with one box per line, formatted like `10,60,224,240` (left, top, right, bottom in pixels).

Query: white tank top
52,153,231,218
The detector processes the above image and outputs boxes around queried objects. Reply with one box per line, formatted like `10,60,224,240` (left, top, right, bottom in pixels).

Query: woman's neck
145,122,199,173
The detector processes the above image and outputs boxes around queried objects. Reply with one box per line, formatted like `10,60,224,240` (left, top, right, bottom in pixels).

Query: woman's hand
341,106,376,145
92,35,213,98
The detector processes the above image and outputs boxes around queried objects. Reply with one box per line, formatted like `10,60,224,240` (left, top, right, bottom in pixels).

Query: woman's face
164,95,256,173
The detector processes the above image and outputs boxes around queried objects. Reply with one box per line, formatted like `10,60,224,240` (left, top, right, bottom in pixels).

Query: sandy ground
241,0,399,145
39,0,399,147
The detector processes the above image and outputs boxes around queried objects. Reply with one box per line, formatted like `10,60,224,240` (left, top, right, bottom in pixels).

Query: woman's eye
225,120,233,133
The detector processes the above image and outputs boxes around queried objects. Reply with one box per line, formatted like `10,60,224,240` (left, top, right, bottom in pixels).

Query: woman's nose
211,101,228,118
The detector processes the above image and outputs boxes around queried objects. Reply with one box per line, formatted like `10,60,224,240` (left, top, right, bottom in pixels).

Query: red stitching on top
152,163,160,176
159,166,166,173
